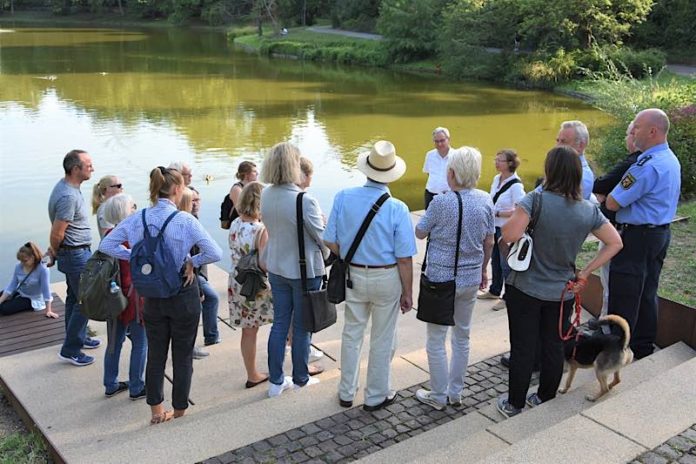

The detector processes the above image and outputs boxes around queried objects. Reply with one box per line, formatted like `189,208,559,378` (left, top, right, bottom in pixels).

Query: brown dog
558,315,634,402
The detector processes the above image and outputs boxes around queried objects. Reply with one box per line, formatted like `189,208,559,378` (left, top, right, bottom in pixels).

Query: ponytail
149,166,184,205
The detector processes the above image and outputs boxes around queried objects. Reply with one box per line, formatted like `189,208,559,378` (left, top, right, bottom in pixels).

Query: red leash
558,279,585,342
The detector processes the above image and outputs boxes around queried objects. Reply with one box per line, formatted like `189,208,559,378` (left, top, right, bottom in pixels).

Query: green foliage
630,0,696,62
0,431,48,464
276,0,326,26
377,0,441,62
442,0,521,50
330,0,379,32
578,75,696,197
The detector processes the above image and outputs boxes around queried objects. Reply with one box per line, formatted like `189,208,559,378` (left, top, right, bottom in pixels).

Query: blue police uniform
608,142,681,359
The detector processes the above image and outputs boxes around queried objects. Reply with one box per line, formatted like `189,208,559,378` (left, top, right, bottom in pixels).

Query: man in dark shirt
593,121,641,223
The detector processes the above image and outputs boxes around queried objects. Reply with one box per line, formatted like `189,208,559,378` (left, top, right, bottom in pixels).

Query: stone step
478,354,696,464
487,341,696,445
372,342,695,464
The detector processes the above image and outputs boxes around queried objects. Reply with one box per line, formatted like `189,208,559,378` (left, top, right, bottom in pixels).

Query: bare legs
242,327,266,383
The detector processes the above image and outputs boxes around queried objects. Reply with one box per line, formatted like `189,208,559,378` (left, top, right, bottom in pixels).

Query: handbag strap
344,192,390,265
527,190,543,236
492,178,521,205
13,265,37,295
296,192,309,294
422,191,463,277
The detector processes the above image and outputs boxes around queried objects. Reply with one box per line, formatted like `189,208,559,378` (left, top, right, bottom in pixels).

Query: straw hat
356,140,407,183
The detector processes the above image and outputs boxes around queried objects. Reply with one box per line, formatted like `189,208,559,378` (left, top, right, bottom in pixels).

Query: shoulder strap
492,178,521,205
140,209,151,239
14,266,37,292
344,192,390,265
527,191,543,236
296,192,308,293
158,211,179,237
422,191,463,276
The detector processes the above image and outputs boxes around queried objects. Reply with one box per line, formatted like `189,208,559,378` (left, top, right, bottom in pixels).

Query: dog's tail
599,315,631,350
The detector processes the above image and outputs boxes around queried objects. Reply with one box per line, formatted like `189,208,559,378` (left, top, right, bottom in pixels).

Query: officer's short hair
63,149,87,174
560,121,589,146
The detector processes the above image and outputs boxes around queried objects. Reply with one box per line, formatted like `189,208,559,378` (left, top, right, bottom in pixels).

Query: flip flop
245,376,269,389
309,365,324,376
150,410,174,425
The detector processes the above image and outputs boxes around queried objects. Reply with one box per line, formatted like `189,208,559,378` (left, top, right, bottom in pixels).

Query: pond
0,26,609,282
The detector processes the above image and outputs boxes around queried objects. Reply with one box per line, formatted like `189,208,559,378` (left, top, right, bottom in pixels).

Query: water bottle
109,281,120,294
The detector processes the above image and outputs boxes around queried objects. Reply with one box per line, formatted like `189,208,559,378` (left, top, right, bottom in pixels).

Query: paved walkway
307,26,382,41
630,424,696,464
666,64,696,78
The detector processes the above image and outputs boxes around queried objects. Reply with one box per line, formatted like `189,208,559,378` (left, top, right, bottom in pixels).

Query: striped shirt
99,199,222,270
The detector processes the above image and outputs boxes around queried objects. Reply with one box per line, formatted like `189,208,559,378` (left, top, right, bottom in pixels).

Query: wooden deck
0,294,65,358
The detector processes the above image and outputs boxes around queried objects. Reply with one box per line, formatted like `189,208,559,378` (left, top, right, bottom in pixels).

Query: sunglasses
110,184,123,189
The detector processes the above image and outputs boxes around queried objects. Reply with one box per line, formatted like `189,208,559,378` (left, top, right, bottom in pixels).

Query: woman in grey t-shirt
496,146,623,418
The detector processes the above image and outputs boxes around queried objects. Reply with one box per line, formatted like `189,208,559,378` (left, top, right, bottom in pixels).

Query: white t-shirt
423,148,452,194
489,173,525,228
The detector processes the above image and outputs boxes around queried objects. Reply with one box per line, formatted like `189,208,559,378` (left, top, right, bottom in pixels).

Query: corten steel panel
583,273,696,350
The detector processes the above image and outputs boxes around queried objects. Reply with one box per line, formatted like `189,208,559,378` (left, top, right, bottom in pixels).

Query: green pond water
0,26,610,282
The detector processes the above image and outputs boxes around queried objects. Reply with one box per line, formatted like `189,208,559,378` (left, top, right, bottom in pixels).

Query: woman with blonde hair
0,242,56,318
228,181,273,388
100,167,222,425
261,142,328,398
414,147,495,410
92,175,124,238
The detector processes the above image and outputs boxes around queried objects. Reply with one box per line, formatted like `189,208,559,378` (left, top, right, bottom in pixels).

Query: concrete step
376,342,695,464
487,341,696,445
478,353,696,464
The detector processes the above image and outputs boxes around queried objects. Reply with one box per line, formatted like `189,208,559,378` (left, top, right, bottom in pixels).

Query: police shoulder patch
620,173,636,189
637,155,652,167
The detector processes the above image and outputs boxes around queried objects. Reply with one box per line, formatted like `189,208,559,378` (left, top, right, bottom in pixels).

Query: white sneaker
416,388,446,411
192,347,209,359
293,377,320,390
477,291,499,300
309,346,324,363
268,376,293,398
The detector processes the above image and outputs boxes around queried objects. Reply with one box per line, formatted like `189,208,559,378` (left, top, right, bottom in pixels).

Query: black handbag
297,192,337,333
327,192,390,304
416,191,463,326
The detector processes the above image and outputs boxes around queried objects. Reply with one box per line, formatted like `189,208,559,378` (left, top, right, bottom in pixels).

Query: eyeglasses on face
110,184,123,189
433,139,448,144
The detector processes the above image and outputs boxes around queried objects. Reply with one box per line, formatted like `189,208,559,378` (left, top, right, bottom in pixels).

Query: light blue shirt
4,263,52,309
99,199,222,270
325,180,417,265
534,154,594,200
579,154,594,201
611,143,681,225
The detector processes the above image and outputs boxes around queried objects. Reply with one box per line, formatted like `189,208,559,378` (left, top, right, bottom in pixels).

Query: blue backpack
130,209,181,298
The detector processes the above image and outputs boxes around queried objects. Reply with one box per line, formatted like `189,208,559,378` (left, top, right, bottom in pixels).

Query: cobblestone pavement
629,424,696,464
199,354,538,464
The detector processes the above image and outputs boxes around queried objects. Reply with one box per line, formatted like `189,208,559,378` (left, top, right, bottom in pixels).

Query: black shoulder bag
416,191,463,326
492,178,521,205
327,192,390,304
297,192,337,333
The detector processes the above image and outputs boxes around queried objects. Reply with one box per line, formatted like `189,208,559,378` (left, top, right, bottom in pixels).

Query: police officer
605,108,681,359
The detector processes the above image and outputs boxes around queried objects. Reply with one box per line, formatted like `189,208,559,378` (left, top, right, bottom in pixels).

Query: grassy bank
233,27,388,67
0,388,50,464
577,201,696,308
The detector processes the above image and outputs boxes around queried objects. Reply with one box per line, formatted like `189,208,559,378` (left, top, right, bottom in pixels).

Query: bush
581,76,696,198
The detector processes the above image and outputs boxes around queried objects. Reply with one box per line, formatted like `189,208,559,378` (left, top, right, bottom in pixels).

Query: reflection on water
0,26,610,282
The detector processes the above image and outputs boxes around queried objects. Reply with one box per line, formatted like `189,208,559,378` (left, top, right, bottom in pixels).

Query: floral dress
228,218,273,328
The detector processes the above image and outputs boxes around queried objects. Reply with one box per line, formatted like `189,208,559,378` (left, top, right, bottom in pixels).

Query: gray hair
448,146,481,189
560,120,589,146
261,142,302,185
63,149,86,174
432,127,450,139
103,193,135,225
168,161,190,173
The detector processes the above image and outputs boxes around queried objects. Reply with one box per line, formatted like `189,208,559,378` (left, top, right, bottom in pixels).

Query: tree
378,0,447,62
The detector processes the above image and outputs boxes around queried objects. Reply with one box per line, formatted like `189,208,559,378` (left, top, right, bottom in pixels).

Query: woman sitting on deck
0,241,57,318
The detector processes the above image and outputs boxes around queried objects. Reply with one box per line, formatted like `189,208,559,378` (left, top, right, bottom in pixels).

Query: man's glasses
110,184,123,189
433,139,448,144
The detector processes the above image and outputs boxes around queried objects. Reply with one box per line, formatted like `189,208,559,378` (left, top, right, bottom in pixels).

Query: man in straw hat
325,140,417,412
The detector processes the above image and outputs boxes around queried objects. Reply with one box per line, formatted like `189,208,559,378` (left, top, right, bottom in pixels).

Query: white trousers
339,266,401,407
425,285,478,404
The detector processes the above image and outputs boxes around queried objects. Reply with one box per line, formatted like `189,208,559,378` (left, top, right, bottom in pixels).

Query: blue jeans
103,319,147,395
198,275,219,344
57,247,91,357
490,227,512,297
268,273,320,387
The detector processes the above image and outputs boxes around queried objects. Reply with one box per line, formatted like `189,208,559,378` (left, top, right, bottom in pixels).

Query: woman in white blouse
478,149,525,310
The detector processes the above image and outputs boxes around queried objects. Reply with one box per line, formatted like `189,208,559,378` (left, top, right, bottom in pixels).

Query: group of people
0,107,680,425
421,110,680,417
